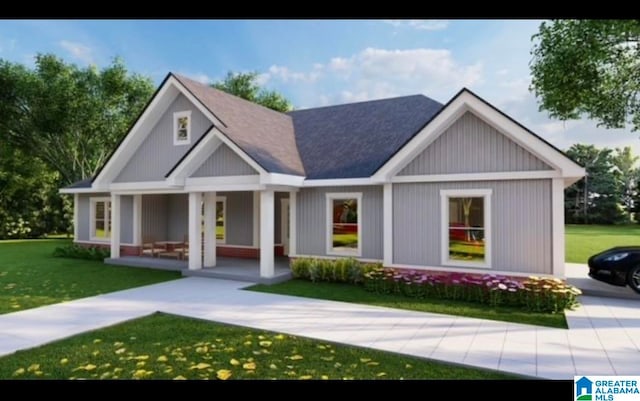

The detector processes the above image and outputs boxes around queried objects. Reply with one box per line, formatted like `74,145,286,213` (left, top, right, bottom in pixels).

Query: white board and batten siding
190,144,258,177
296,186,383,260
114,94,212,182
398,111,552,176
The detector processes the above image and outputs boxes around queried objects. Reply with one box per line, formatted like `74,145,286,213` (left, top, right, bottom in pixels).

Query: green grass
248,280,567,329
565,224,640,263
0,312,517,380
0,239,180,315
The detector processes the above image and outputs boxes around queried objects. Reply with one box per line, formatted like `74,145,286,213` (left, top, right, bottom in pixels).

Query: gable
398,111,552,176
190,143,258,177
114,94,212,183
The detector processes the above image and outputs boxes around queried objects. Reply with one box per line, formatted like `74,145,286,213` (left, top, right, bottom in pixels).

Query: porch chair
157,235,188,260
141,237,164,258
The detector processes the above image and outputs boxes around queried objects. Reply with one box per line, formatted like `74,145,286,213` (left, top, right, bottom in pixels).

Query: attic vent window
173,111,192,145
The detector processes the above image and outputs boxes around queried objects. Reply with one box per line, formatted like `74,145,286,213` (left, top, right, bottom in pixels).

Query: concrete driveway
0,276,639,380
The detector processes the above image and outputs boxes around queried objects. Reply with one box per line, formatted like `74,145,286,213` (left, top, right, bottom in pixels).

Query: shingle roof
173,74,305,176
66,178,92,188
288,95,443,179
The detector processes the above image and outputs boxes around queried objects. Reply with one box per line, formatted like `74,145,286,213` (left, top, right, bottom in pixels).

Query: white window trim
326,192,363,257
440,189,492,269
89,197,111,242
216,196,226,244
173,110,192,146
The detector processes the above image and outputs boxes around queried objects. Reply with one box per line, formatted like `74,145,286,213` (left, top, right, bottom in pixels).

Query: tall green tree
530,20,640,131
613,146,639,222
212,71,292,112
565,144,625,224
0,54,154,184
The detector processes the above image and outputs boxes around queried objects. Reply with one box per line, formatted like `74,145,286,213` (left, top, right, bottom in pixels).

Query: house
60,73,585,282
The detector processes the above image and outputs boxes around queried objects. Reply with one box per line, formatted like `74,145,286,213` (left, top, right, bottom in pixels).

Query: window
90,197,111,242
173,111,192,145
326,193,362,256
216,196,226,244
440,189,492,268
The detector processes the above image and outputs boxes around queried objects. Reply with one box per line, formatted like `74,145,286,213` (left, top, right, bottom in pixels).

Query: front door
281,199,290,255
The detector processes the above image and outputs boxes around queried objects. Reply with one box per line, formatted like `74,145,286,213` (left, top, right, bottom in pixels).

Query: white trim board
392,170,560,183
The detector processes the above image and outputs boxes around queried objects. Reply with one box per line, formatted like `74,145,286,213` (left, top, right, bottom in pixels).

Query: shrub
53,243,110,261
290,257,381,285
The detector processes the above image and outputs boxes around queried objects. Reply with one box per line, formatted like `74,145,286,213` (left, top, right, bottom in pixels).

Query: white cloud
58,40,94,64
383,20,449,31
265,65,322,83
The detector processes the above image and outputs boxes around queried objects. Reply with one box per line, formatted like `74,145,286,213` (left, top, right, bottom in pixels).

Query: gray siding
275,192,290,244
120,196,133,244
393,180,552,274
142,195,168,241
297,186,383,260
191,143,257,177
219,191,253,246
167,194,188,241
398,112,552,175
115,94,211,182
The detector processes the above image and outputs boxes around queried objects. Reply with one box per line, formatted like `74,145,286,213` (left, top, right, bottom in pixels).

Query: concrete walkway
1,277,639,380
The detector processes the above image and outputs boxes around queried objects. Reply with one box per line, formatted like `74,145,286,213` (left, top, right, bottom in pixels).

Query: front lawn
249,280,567,329
0,239,180,314
565,224,640,263
0,312,516,380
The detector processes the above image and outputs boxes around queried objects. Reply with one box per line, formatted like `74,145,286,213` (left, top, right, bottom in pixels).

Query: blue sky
0,19,637,155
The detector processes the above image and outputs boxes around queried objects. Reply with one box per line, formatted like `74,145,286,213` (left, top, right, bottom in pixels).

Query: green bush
53,243,110,261
290,257,381,285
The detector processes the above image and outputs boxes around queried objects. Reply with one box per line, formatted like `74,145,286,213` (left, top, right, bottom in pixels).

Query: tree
530,20,640,131
613,146,639,222
564,144,625,224
211,71,292,112
0,54,154,185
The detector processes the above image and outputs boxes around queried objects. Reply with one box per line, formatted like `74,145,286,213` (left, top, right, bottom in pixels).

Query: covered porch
108,188,296,282
104,256,292,284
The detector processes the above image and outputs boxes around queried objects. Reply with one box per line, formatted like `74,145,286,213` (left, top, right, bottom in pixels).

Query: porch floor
104,256,292,285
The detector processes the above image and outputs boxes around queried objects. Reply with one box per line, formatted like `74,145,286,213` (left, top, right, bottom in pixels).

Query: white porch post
383,183,393,266
110,194,121,259
203,192,217,267
73,194,79,241
253,191,260,247
289,191,297,256
132,195,142,247
260,190,275,278
551,178,565,278
188,192,203,270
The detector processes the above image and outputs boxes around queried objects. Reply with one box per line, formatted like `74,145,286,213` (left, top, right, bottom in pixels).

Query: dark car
588,247,640,294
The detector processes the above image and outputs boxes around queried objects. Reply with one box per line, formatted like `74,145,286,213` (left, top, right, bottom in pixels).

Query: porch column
110,193,121,259
289,191,297,256
132,195,142,247
188,192,203,270
260,189,275,278
383,183,393,266
551,178,565,277
203,192,217,267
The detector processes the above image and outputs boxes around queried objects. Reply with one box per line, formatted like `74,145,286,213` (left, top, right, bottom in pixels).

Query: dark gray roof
66,178,92,188
288,95,443,179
